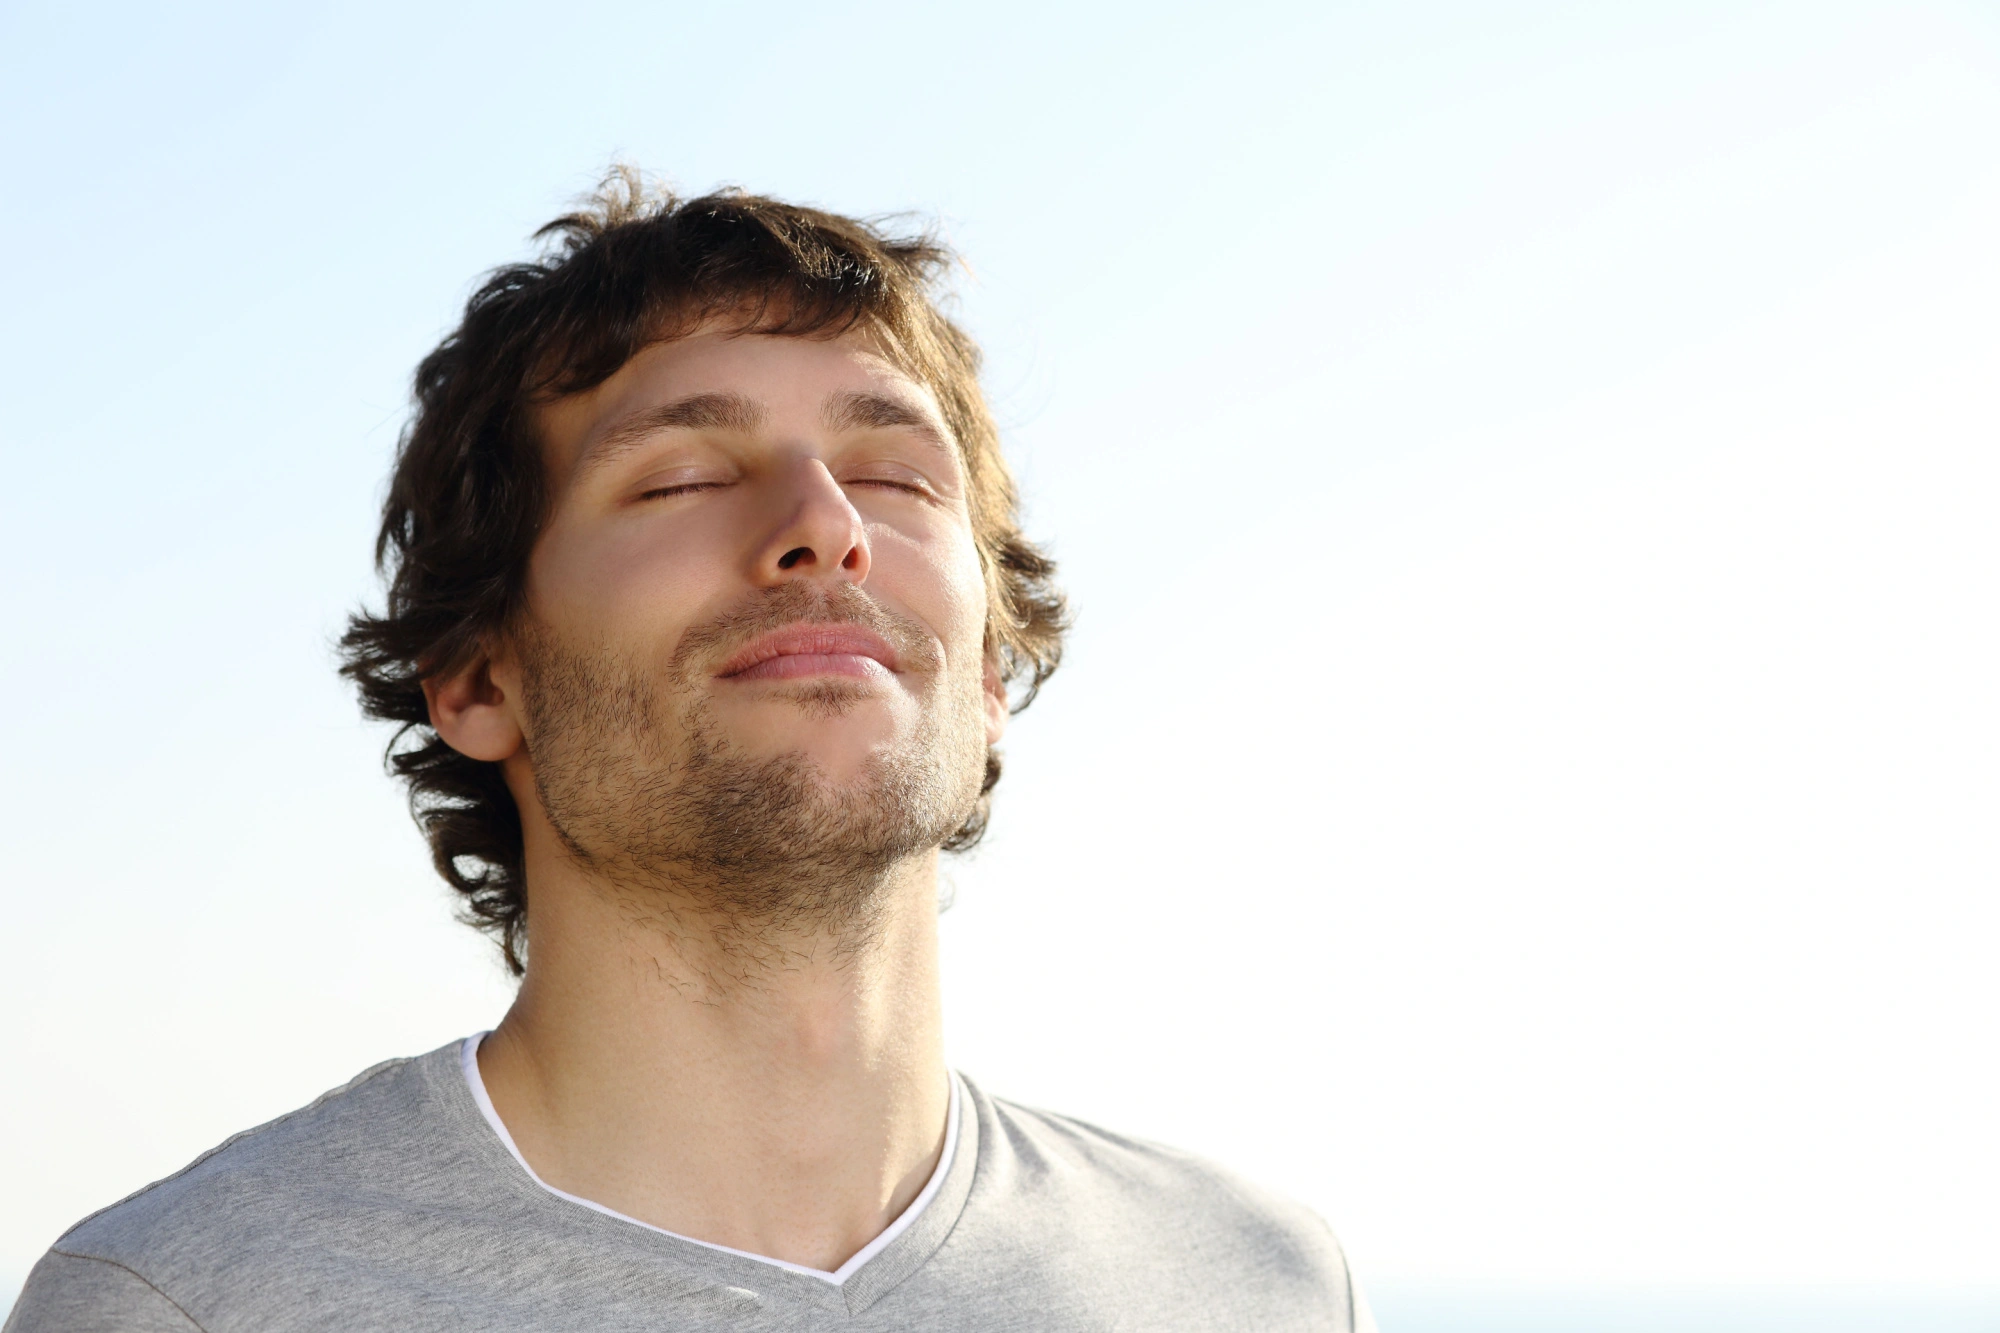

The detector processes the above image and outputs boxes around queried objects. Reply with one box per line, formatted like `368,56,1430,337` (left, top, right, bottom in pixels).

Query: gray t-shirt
7,1041,1372,1331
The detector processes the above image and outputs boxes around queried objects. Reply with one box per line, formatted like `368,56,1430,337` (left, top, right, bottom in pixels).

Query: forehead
534,327,952,483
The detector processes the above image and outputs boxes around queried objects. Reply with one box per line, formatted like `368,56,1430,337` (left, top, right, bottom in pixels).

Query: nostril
777,547,812,571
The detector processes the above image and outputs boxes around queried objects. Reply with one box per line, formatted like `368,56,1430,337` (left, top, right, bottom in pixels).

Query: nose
752,456,872,588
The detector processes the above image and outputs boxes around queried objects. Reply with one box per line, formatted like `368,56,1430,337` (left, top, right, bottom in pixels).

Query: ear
982,657,1009,747
422,643,527,763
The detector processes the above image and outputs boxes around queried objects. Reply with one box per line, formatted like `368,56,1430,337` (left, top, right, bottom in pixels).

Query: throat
472,852,951,1273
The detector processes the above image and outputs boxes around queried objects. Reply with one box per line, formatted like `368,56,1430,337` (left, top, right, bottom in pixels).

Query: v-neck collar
444,1034,978,1318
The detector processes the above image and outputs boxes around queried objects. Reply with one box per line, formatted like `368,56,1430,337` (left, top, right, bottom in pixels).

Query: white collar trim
459,1032,960,1286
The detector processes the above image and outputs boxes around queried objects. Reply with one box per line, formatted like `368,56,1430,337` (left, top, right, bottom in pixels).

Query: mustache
670,582,940,678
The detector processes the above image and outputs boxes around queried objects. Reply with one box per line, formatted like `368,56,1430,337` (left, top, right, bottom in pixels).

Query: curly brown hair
339,169,1067,974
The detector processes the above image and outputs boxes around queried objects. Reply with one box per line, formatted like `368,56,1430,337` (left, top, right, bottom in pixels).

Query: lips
715,623,901,681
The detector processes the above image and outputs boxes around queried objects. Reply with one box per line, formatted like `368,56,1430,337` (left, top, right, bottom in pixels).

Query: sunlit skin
422,327,1007,1272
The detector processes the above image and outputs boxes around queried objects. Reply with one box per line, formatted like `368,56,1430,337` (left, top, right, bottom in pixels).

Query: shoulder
972,1081,1339,1243
5,1251,203,1332
960,1079,1362,1323
55,1048,441,1258
16,1043,467,1324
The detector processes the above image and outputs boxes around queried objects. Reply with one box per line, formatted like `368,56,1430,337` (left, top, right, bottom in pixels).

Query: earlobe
423,652,526,763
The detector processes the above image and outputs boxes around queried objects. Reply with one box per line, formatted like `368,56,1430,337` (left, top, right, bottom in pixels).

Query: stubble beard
515,583,989,945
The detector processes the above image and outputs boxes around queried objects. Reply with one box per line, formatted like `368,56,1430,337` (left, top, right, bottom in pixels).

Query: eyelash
849,477,932,497
637,482,723,500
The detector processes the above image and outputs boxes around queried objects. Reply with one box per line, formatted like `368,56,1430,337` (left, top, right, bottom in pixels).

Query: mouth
715,622,901,682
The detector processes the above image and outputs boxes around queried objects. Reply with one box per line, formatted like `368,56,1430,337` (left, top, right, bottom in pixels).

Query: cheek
528,511,727,652
948,541,993,656
874,523,989,661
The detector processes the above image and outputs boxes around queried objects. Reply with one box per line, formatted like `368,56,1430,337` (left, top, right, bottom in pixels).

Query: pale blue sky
4,0,1997,1307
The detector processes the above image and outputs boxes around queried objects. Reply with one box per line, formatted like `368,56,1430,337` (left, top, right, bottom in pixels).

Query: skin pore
423,326,1008,1272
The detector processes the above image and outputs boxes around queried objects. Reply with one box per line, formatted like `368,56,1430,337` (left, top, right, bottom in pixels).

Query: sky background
3,0,1997,1325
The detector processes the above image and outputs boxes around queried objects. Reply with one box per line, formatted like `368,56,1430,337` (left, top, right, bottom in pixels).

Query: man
8,172,1374,1332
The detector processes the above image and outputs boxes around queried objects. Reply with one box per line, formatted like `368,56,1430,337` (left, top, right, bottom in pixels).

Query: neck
476,845,951,1273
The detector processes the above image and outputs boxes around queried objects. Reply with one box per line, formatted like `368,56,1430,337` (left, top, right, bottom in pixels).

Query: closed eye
849,478,930,495
843,468,940,499
637,480,726,501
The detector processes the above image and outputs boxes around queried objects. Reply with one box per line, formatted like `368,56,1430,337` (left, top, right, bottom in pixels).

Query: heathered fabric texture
8,1042,1369,1332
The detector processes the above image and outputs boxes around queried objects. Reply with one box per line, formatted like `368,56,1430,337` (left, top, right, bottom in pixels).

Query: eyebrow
572,387,955,479
574,392,766,476
821,390,954,459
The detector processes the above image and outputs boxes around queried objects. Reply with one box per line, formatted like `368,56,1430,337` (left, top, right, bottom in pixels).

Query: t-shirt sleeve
4,1250,204,1332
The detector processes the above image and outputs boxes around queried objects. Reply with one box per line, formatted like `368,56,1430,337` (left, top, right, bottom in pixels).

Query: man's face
472,325,1003,918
